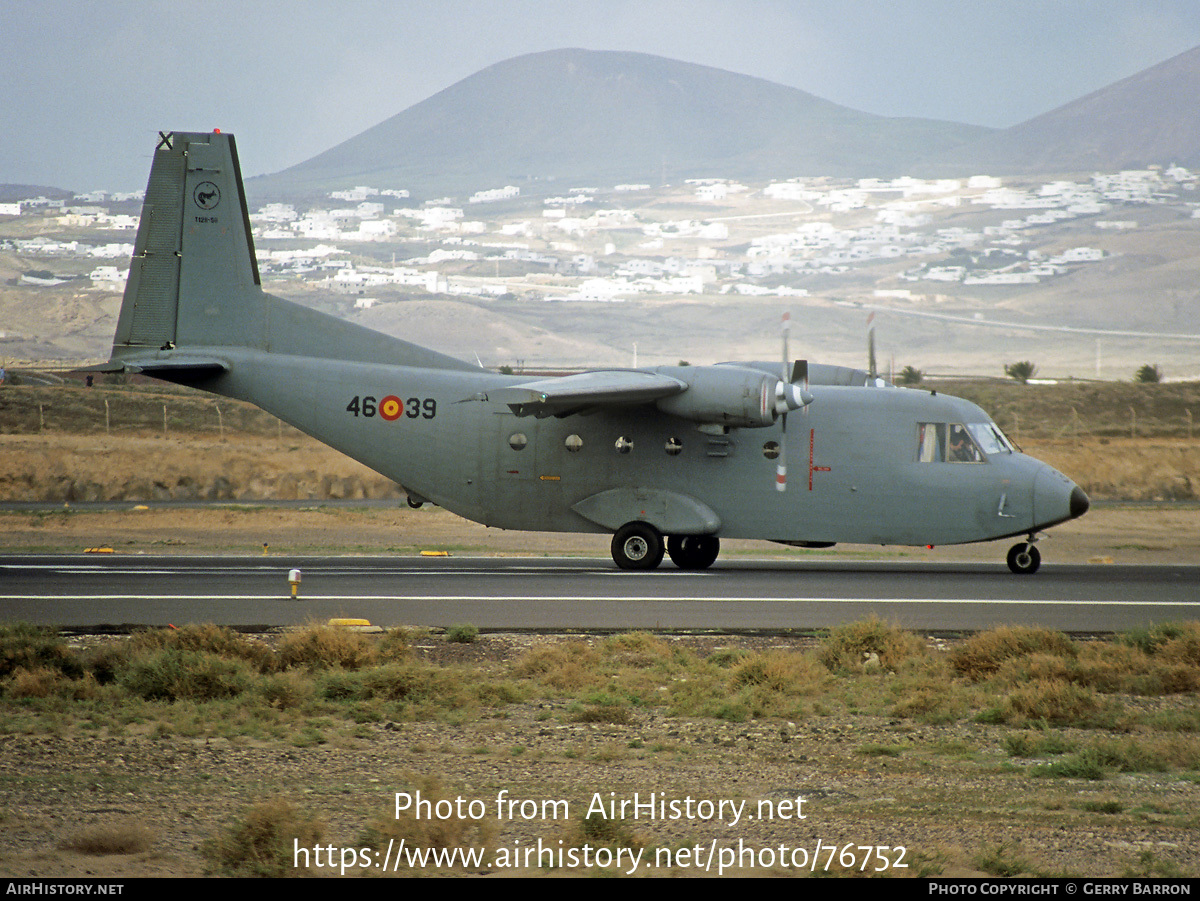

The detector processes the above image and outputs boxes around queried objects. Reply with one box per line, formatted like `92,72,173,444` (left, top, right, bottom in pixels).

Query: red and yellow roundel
379,395,404,421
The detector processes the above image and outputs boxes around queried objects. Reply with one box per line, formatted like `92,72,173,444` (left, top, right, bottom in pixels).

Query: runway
2,555,1198,632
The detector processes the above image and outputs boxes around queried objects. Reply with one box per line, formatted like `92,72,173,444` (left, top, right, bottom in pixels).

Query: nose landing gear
1006,537,1041,575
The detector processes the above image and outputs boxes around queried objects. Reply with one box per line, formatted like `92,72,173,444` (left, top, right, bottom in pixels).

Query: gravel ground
1,632,1197,879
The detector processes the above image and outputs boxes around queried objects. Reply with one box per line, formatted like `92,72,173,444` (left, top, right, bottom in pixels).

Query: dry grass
58,822,156,856
818,616,930,673
357,774,495,874
202,799,324,877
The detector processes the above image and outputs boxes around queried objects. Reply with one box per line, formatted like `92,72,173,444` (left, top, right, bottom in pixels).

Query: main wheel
667,534,720,570
1006,542,1041,575
611,522,665,570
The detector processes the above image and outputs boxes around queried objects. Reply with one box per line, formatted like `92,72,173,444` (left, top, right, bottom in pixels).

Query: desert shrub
376,627,414,660
1030,748,1108,780
58,822,155,855
129,624,274,673
511,641,601,691
600,632,675,668
575,812,643,850
1120,622,1193,656
278,625,377,671
445,623,479,644
818,618,927,673
5,666,103,701
892,685,971,724
0,624,83,680
1003,730,1075,758
1089,736,1200,773
358,775,494,873
731,650,824,693
974,842,1032,876
203,799,323,877
996,679,1118,728
257,670,315,710
119,647,253,701
1157,627,1200,667
707,647,750,668
950,626,1076,681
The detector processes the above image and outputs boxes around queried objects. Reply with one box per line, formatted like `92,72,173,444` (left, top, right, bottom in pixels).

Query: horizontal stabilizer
118,356,229,377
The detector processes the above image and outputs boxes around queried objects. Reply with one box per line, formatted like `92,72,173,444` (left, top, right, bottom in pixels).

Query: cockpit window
918,422,988,463
947,424,983,463
967,422,1013,456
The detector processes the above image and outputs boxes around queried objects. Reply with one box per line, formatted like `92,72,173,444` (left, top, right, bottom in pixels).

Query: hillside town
2,162,1199,373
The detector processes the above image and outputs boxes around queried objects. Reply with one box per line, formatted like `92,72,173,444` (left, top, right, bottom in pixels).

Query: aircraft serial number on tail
345,395,436,421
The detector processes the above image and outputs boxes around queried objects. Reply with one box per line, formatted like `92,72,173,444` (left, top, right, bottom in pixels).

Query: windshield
918,421,1010,463
967,422,1013,455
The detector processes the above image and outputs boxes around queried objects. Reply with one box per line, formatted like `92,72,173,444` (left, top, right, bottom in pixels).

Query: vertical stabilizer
110,130,477,373
113,130,264,353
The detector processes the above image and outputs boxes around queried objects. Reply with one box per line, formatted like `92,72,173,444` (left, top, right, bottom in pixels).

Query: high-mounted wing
490,369,688,418
490,363,811,430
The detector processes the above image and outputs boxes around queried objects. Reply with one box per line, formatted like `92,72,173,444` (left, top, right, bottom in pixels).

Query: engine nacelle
653,365,780,428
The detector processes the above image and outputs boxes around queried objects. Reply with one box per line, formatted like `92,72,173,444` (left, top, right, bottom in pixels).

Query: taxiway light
288,568,302,598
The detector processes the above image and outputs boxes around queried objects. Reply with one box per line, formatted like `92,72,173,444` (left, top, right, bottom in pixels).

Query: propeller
773,312,813,491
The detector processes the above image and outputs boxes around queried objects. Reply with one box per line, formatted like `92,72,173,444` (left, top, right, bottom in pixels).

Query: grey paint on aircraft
103,131,1089,573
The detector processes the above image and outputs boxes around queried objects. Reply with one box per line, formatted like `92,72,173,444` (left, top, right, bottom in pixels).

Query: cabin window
762,440,781,460
508,433,528,451
665,437,683,456
615,436,634,455
564,434,583,453
918,423,945,462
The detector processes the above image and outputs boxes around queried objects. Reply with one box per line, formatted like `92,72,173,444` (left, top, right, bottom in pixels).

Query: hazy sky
5,0,1200,191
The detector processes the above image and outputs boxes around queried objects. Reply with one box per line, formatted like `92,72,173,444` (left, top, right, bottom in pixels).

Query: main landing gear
610,523,720,571
1006,538,1041,575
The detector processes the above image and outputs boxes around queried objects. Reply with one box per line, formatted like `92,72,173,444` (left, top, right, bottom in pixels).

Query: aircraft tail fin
113,131,262,354
111,130,475,373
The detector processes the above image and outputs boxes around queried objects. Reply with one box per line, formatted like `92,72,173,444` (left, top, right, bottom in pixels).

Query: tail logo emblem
194,182,221,211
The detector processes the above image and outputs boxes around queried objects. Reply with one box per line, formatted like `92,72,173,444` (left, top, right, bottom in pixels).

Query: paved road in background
2,555,1197,632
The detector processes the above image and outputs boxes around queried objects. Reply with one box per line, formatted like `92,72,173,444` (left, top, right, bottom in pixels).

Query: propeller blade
778,312,790,490
776,411,787,491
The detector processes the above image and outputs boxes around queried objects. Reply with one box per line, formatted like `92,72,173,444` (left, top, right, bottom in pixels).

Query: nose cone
1034,466,1090,529
1070,485,1090,520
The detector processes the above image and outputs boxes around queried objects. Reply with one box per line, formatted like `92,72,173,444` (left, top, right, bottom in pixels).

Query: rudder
113,130,264,354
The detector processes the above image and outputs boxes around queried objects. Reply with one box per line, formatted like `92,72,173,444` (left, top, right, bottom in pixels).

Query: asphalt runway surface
2,555,1197,633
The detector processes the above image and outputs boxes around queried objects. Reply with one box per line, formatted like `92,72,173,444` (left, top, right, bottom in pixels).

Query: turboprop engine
652,364,810,429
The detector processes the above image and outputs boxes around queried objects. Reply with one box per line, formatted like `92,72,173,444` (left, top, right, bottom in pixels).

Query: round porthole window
665,437,683,456
762,440,781,460
565,434,583,452
509,433,528,450
615,436,633,454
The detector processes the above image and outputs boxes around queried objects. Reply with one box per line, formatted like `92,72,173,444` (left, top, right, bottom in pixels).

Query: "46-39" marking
346,395,436,421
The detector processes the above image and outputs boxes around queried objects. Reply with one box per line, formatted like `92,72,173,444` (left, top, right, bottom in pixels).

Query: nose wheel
1006,541,1041,575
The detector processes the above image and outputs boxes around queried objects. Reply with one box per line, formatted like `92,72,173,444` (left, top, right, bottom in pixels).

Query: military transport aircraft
95,131,1089,573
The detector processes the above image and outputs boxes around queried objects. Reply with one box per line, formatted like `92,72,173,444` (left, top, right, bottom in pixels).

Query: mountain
921,45,1200,175
256,49,992,197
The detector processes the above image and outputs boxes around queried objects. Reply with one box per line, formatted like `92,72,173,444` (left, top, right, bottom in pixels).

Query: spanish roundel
379,395,403,421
